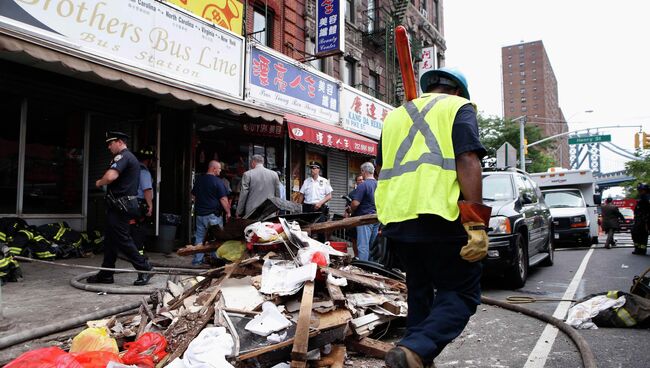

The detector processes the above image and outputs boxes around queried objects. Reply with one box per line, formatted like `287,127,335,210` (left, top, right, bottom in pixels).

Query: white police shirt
300,176,333,204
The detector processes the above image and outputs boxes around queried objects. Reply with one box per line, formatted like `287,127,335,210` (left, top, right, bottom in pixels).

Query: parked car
616,207,635,232
482,168,554,288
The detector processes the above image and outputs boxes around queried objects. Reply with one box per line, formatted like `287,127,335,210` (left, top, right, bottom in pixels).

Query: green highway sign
568,134,611,145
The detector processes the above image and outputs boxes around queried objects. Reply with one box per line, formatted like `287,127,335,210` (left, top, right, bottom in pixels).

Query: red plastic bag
5,346,83,368
72,351,122,368
121,332,168,367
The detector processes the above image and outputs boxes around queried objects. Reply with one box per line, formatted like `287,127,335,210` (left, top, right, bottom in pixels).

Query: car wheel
505,233,528,289
540,233,554,267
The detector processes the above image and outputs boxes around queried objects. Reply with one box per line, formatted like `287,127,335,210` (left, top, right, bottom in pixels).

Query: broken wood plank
316,308,352,330
176,241,224,256
304,214,378,234
135,305,147,340
321,267,387,291
346,337,394,359
290,281,315,364
237,330,319,361
326,281,346,306
313,345,346,368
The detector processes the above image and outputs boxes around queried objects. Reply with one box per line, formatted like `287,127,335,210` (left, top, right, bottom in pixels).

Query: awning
285,114,377,156
0,31,283,123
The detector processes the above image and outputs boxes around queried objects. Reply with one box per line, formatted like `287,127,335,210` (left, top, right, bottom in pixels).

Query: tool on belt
106,191,141,218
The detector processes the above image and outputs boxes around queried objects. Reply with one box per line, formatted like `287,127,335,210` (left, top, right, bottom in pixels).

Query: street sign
496,142,517,168
568,134,611,145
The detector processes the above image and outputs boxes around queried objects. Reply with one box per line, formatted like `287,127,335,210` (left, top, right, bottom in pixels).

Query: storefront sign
242,122,283,137
315,0,344,56
287,118,377,155
0,0,245,98
248,45,340,124
163,0,243,35
418,46,436,94
341,86,392,140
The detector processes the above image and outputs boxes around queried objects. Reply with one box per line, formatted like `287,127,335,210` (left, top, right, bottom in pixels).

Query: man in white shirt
299,161,333,226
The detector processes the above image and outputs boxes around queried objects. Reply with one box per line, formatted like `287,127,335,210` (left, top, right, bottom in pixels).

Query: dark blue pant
392,239,482,362
100,209,151,277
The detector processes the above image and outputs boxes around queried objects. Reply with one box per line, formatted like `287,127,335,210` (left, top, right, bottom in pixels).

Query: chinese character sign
316,0,344,56
341,86,392,140
248,46,340,123
418,46,436,94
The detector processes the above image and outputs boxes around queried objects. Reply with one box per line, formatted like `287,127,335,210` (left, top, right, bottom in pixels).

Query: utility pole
511,115,527,171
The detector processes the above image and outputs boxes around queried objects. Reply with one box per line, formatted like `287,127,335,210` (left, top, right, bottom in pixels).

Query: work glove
458,200,492,262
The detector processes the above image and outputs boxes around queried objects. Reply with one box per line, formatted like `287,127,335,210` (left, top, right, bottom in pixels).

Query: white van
529,169,600,245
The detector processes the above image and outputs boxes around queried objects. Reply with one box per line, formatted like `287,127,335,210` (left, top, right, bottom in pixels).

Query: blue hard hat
420,67,470,100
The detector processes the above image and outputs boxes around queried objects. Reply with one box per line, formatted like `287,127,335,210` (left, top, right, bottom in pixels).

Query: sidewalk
0,251,193,364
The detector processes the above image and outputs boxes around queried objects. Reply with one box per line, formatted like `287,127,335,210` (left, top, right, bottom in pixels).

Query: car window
515,175,536,203
482,175,515,201
543,190,585,208
620,208,634,217
522,176,539,203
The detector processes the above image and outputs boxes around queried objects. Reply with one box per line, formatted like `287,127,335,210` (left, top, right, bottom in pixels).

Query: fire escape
360,0,412,106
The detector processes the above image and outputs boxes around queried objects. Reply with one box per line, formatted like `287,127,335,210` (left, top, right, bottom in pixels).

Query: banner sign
418,46,435,94
248,45,340,124
0,0,245,98
163,0,243,35
341,86,392,140
287,120,377,155
315,0,344,56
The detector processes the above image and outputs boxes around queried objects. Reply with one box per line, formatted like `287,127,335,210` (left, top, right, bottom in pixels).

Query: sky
443,0,650,174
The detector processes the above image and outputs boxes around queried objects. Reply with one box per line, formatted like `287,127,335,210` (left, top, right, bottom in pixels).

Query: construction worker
601,197,625,249
632,183,650,255
131,147,155,255
376,67,490,368
88,131,153,286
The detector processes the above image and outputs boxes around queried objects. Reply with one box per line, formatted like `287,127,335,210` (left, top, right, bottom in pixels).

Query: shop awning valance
0,32,283,123
285,114,377,156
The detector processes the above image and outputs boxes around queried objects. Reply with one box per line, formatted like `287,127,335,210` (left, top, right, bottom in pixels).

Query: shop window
0,94,21,214
23,99,84,214
253,6,273,47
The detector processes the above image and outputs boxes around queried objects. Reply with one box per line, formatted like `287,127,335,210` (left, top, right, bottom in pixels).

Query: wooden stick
321,267,387,291
303,214,378,234
290,281,315,365
176,241,225,256
135,305,148,340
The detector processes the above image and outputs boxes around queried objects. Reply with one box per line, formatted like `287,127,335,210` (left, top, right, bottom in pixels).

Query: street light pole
511,115,527,171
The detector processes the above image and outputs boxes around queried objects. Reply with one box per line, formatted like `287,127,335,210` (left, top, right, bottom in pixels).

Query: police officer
131,147,155,255
377,67,490,368
87,131,153,286
632,183,650,255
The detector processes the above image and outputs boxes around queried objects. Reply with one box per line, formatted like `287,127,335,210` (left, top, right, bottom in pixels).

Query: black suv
482,168,554,288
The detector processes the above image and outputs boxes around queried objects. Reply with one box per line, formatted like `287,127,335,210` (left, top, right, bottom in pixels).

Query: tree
478,115,556,173
624,151,650,195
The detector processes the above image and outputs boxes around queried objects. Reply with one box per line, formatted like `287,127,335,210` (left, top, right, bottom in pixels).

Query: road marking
523,245,595,368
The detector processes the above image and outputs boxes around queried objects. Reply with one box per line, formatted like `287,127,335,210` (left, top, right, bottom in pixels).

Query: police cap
307,161,322,169
105,131,129,143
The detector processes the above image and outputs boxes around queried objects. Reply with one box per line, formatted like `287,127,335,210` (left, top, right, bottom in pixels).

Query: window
23,99,85,214
0,93,20,213
369,72,379,98
533,69,536,73
509,99,514,104
344,57,356,86
532,60,536,64
508,63,512,68
346,0,354,23
521,97,527,103
510,107,515,113
433,0,440,28
521,106,527,112
253,6,273,46
520,79,526,85
508,55,512,60
310,40,326,72
421,0,427,10
519,62,524,68
520,88,526,94
518,45,524,50
367,0,375,32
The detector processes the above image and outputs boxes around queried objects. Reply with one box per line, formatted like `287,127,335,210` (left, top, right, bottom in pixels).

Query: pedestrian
632,183,650,255
601,197,624,249
88,131,154,286
299,161,333,223
343,174,364,218
236,155,281,218
349,162,379,261
191,160,231,265
376,67,491,368
131,147,155,255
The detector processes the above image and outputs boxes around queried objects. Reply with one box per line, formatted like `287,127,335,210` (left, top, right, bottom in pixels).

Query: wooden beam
290,281,315,364
303,214,378,234
346,337,394,359
176,241,224,256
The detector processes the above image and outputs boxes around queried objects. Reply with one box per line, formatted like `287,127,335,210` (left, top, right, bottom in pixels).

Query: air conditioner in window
420,8,428,18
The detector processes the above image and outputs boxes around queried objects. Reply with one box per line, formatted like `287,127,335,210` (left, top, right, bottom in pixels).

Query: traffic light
638,132,650,149
524,138,528,155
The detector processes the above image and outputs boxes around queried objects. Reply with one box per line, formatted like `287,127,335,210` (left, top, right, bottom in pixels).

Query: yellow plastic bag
217,240,247,262
69,327,118,354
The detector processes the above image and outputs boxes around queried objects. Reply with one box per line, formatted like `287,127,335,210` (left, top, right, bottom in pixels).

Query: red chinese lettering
289,75,305,90
352,96,363,114
321,0,334,15
252,55,271,86
367,103,377,120
273,62,288,92
304,76,316,98
381,108,389,121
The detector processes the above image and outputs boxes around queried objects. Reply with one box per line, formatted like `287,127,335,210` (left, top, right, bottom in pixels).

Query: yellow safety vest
376,93,475,224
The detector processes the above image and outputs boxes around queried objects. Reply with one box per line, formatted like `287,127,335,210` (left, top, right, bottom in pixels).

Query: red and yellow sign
165,0,243,35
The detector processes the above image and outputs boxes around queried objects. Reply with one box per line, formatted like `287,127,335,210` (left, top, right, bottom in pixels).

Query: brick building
501,40,569,168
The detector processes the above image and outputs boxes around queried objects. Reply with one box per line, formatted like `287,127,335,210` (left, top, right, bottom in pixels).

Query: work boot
385,346,425,368
133,272,153,286
86,273,114,284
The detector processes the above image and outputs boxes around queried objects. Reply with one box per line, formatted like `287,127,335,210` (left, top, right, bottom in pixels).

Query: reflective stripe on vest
379,96,455,180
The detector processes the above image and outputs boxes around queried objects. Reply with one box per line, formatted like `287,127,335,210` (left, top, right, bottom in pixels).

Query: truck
529,169,601,245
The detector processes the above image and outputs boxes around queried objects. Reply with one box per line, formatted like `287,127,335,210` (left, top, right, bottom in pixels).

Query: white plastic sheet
167,327,235,368
565,295,626,329
245,301,292,336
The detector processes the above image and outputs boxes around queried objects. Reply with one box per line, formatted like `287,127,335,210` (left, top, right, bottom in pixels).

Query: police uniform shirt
108,149,140,197
300,176,333,204
137,164,153,199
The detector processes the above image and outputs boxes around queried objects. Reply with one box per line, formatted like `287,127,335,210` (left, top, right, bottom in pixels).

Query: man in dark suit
601,197,625,249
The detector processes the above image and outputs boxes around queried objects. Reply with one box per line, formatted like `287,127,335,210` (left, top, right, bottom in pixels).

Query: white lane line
523,245,595,368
